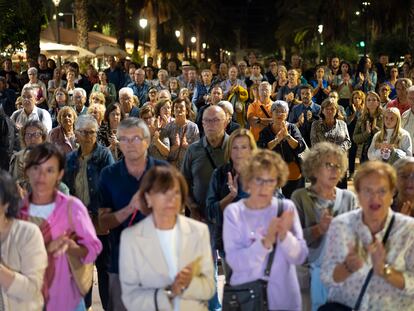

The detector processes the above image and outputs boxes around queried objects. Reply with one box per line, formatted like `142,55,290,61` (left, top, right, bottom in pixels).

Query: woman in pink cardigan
19,142,102,311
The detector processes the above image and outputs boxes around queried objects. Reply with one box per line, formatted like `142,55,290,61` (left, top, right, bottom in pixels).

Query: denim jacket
64,143,115,215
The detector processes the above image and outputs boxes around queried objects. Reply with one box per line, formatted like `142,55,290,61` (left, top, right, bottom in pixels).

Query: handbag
317,214,395,311
222,200,283,311
66,199,94,296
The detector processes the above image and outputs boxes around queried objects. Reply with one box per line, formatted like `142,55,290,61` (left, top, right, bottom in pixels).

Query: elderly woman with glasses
392,157,414,217
48,106,77,155
320,161,414,310
291,142,358,311
223,149,308,311
64,115,115,310
258,100,306,198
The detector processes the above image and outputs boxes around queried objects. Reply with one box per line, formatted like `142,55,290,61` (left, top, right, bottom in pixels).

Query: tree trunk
408,0,414,56
22,0,42,61
196,21,201,62
116,0,126,50
149,0,158,58
75,0,89,49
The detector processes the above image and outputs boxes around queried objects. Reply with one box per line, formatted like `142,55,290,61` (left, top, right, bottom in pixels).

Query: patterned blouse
310,119,351,150
321,209,414,310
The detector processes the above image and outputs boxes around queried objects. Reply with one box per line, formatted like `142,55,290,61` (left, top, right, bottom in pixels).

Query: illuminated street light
355,11,360,15
202,42,207,49
190,36,196,44
139,18,148,65
317,24,323,34
175,30,181,38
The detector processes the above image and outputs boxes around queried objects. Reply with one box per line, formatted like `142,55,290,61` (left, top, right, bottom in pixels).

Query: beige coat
1,220,47,311
119,214,215,311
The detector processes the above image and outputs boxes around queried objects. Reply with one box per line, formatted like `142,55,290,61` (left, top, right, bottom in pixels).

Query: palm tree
75,0,89,49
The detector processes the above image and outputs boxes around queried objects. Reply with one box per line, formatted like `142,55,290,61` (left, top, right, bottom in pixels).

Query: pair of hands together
262,209,295,248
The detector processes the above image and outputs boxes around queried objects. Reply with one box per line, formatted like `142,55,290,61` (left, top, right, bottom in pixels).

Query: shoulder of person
12,219,44,242
178,214,209,233
331,209,360,226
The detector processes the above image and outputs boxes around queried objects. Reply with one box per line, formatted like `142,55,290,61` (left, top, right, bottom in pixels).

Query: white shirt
29,202,56,219
156,224,180,311
367,128,412,160
402,109,414,147
11,106,52,132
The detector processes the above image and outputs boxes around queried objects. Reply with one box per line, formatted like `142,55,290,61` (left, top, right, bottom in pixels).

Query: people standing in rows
310,66,330,105
192,69,215,111
277,69,302,109
332,60,353,110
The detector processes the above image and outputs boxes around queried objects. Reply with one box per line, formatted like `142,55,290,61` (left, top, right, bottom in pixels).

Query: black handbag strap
226,199,284,283
204,146,217,169
259,104,271,118
353,214,395,310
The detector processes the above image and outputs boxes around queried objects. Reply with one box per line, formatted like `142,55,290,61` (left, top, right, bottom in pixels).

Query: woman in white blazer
119,166,215,311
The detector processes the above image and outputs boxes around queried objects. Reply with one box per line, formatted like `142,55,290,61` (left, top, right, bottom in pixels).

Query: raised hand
319,209,333,235
367,238,386,276
400,201,413,216
227,172,239,198
344,243,364,274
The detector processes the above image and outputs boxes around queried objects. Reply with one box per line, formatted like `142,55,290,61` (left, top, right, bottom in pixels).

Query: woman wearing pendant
320,161,414,310
0,170,47,310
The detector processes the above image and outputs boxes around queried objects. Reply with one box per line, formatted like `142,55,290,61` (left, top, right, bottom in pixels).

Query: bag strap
259,104,271,118
353,214,395,310
264,199,284,276
204,146,217,169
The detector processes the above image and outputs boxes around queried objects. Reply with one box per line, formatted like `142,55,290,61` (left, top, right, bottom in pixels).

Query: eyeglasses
22,95,34,100
25,132,42,139
252,177,277,186
273,109,287,114
78,129,97,136
324,162,341,171
360,188,388,199
202,118,224,125
399,172,414,180
118,136,145,144
56,92,65,96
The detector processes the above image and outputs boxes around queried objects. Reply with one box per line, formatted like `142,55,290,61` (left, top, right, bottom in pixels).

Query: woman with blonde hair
368,107,412,164
87,103,106,126
88,91,106,107
353,91,384,163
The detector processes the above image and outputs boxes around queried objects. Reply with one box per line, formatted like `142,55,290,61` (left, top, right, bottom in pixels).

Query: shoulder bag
222,199,283,311
66,199,94,296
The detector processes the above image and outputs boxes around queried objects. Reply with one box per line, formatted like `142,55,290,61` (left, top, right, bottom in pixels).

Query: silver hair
271,100,289,115
117,117,150,142
394,157,414,173
119,87,134,97
28,67,38,75
21,85,36,96
75,114,99,131
217,100,234,116
73,87,87,98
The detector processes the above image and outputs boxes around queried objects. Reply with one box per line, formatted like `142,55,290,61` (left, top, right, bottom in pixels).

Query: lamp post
190,36,196,59
52,0,61,44
175,30,181,38
361,1,371,56
139,18,148,66
317,24,323,63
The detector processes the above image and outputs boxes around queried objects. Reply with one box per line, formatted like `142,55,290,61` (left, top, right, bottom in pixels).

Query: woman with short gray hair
258,100,306,198
64,114,115,310
23,67,48,110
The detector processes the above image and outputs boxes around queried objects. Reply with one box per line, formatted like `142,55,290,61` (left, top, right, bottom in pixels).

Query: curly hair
241,149,288,189
301,142,348,184
354,160,396,194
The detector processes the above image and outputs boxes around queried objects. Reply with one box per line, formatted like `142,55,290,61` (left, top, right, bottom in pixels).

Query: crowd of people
0,51,414,311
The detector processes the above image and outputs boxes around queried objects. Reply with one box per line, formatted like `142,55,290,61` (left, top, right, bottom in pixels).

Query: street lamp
190,36,196,59
52,0,61,44
59,12,75,29
175,30,181,38
361,1,371,56
139,18,148,65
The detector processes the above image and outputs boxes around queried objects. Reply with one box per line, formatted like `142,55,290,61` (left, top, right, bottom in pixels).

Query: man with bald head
181,104,228,310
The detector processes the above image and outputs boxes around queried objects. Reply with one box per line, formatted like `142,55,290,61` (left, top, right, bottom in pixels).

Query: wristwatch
164,286,175,301
383,263,392,277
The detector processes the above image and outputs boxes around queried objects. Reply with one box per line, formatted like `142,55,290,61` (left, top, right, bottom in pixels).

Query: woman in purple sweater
223,149,308,311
